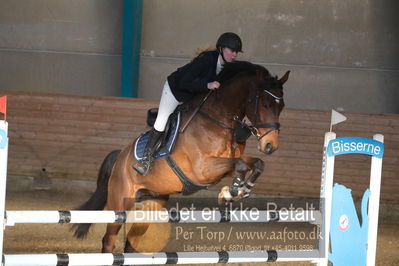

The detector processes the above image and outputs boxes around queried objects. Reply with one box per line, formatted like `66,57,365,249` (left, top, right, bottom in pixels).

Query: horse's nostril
265,143,273,154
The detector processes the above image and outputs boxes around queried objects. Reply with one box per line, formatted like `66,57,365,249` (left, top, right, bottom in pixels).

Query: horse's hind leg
102,223,123,253
125,196,169,253
102,166,137,253
102,197,136,253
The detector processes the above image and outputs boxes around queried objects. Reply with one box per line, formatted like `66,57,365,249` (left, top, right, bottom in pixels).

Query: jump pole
318,132,336,266
5,210,321,225
366,134,384,266
3,250,320,265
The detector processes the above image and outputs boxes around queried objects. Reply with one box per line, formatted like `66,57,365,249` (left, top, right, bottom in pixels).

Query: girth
165,155,213,195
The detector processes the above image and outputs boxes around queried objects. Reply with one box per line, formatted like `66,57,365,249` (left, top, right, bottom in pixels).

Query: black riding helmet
216,32,243,53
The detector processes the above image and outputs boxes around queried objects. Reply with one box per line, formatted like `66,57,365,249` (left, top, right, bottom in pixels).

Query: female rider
134,32,243,176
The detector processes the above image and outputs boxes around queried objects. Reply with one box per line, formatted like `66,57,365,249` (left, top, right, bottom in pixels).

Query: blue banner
327,137,384,158
0,128,6,149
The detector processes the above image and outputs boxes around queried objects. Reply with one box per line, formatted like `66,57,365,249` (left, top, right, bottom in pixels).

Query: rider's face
222,47,238,63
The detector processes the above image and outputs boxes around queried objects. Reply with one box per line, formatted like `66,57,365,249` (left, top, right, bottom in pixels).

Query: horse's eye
262,103,268,108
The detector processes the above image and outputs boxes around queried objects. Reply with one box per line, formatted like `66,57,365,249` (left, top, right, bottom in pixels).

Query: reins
198,111,234,131
180,90,214,133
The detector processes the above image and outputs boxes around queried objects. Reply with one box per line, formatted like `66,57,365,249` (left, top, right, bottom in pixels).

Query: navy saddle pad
134,111,181,160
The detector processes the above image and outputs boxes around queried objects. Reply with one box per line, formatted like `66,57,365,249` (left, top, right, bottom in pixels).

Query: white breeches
153,81,180,132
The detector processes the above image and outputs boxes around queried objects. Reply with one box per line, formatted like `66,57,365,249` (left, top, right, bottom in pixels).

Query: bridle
198,85,283,143
245,87,283,141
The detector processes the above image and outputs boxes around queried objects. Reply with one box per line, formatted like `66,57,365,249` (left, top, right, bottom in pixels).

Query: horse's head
245,70,290,154
217,61,289,154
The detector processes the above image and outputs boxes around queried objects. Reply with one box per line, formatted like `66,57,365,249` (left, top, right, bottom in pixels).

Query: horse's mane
217,61,271,83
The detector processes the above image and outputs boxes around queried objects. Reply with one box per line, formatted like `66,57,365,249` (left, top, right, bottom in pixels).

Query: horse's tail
72,149,121,239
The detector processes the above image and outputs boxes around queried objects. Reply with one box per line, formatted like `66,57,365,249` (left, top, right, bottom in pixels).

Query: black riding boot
133,129,164,176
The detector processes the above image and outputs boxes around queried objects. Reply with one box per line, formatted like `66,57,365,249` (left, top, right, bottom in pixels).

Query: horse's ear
279,71,290,85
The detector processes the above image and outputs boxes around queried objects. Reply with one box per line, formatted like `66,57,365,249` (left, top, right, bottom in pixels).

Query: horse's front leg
240,155,265,197
199,156,247,203
218,156,265,202
217,158,250,203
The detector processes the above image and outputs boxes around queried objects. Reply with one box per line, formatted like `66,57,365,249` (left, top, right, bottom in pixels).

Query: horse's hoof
242,192,250,198
232,192,249,201
218,186,232,204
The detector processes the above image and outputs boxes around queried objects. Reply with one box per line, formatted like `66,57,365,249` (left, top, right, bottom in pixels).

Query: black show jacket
167,50,219,102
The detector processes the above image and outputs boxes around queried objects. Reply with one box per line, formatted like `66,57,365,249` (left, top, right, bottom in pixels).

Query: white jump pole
318,132,336,266
0,120,9,264
366,134,384,266
3,250,321,266
4,210,321,225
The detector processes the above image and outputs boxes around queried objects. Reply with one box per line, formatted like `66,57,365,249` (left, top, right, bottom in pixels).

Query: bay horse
73,61,290,253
